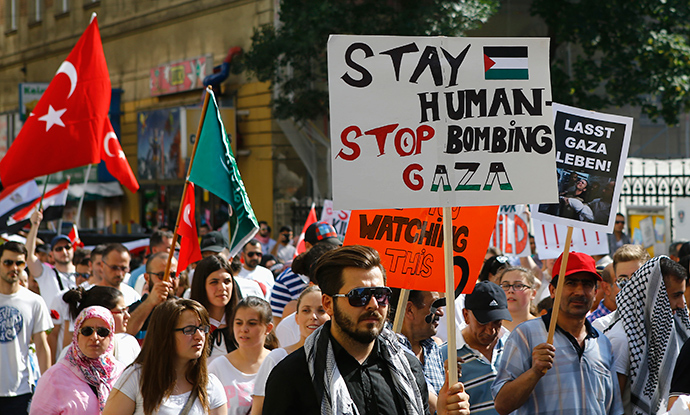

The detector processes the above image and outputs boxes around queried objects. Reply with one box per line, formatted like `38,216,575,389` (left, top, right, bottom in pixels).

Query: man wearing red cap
492,251,623,415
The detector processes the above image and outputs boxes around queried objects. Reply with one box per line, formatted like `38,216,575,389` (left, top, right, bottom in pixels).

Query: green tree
532,0,690,125
241,0,498,122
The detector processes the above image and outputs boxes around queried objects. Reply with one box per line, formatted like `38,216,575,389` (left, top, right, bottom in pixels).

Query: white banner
533,218,609,259
490,205,531,257
531,103,633,232
320,199,351,239
328,36,558,210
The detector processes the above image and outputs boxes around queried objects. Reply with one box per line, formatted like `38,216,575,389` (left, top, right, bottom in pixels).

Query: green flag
189,90,258,256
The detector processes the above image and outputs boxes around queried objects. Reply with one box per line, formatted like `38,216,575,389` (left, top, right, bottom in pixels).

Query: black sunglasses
2,259,26,267
80,326,110,338
425,297,447,323
148,271,178,280
174,325,211,336
332,287,392,307
53,244,73,252
246,252,263,258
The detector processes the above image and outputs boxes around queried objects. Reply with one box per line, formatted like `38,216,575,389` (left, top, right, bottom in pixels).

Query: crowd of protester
2,212,689,415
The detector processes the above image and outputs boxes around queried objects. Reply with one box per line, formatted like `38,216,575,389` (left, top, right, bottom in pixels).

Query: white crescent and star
183,204,192,227
38,60,77,131
104,132,126,159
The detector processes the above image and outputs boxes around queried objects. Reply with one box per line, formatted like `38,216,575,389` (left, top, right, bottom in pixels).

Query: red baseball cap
551,251,602,285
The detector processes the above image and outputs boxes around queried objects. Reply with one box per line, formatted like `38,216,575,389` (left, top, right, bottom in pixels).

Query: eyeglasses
111,307,129,315
103,262,129,273
148,271,178,280
73,272,90,280
80,326,111,338
2,259,26,267
564,278,597,289
246,252,262,258
53,244,73,252
332,287,392,307
500,282,532,292
174,325,210,336
615,221,625,224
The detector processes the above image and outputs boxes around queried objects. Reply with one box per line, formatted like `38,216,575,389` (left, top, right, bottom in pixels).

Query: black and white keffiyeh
304,320,425,415
606,256,690,415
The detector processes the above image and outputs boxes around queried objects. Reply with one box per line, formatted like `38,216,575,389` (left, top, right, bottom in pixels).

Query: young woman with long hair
190,255,242,363
497,266,539,332
103,298,227,415
208,296,277,415
250,285,330,415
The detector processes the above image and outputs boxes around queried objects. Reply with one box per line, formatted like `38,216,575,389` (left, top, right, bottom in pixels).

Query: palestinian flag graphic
484,46,528,80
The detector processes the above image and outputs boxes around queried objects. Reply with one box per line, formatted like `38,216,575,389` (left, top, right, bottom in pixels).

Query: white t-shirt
113,364,226,415
274,312,300,348
434,293,466,343
116,283,142,307
0,287,53,396
252,348,288,397
208,356,258,415
235,278,266,301
35,264,76,310
238,266,274,298
275,244,296,263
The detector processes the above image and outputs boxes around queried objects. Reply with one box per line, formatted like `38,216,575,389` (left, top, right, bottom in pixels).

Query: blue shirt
397,334,445,394
587,299,613,323
440,329,508,415
492,312,623,415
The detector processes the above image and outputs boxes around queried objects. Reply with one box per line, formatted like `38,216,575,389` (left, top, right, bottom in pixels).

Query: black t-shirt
263,333,429,415
670,337,690,395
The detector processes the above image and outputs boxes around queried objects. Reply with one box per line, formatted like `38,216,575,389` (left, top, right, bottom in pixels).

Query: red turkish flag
177,182,202,272
101,119,139,193
0,17,110,189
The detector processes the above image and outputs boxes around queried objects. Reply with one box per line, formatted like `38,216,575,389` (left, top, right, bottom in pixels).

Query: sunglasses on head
2,259,26,267
53,244,73,252
80,326,110,338
246,252,262,258
332,287,392,307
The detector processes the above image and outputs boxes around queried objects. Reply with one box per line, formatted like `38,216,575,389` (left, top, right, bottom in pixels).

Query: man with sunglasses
96,243,140,306
0,241,52,415
238,239,274,299
492,251,622,415
127,252,177,341
26,210,77,310
607,213,631,255
263,245,470,415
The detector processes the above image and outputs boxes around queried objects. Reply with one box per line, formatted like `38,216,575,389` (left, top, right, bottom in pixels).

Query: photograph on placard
531,103,633,233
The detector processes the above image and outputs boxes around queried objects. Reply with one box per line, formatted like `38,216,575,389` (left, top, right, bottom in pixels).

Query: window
5,0,17,32
29,0,43,25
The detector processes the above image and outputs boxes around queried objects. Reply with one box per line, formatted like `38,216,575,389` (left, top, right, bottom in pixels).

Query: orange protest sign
344,206,499,292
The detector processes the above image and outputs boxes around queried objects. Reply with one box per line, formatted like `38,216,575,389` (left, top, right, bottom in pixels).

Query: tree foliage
240,0,499,122
532,0,690,125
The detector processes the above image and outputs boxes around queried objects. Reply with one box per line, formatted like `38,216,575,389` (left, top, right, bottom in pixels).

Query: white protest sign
490,205,531,257
320,199,351,239
531,103,633,232
328,36,558,210
533,217,608,259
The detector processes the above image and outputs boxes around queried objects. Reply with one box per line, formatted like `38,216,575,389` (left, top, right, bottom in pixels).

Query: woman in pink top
31,306,125,414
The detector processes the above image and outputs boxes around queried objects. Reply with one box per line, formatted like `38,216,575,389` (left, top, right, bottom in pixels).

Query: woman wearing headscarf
30,306,125,414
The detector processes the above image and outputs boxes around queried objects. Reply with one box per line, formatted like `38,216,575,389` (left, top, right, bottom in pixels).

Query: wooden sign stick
443,206,458,385
392,288,410,333
546,226,574,345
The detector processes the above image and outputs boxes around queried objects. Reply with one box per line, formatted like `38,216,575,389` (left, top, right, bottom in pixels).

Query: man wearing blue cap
25,209,76,309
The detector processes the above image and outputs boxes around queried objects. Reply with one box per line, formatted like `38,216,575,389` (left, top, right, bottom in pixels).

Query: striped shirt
492,312,623,415
269,267,309,316
440,329,507,414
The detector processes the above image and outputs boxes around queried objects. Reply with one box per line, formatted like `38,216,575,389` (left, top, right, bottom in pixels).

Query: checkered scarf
608,256,690,415
304,321,425,415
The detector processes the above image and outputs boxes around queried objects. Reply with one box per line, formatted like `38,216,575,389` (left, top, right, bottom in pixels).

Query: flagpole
38,175,50,211
162,86,213,282
74,164,92,229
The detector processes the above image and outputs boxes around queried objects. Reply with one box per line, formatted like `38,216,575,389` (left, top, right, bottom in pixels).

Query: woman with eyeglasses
208,296,277,415
190,255,242,363
31,306,125,415
103,298,227,415
62,286,141,365
250,286,330,415
496,266,540,332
